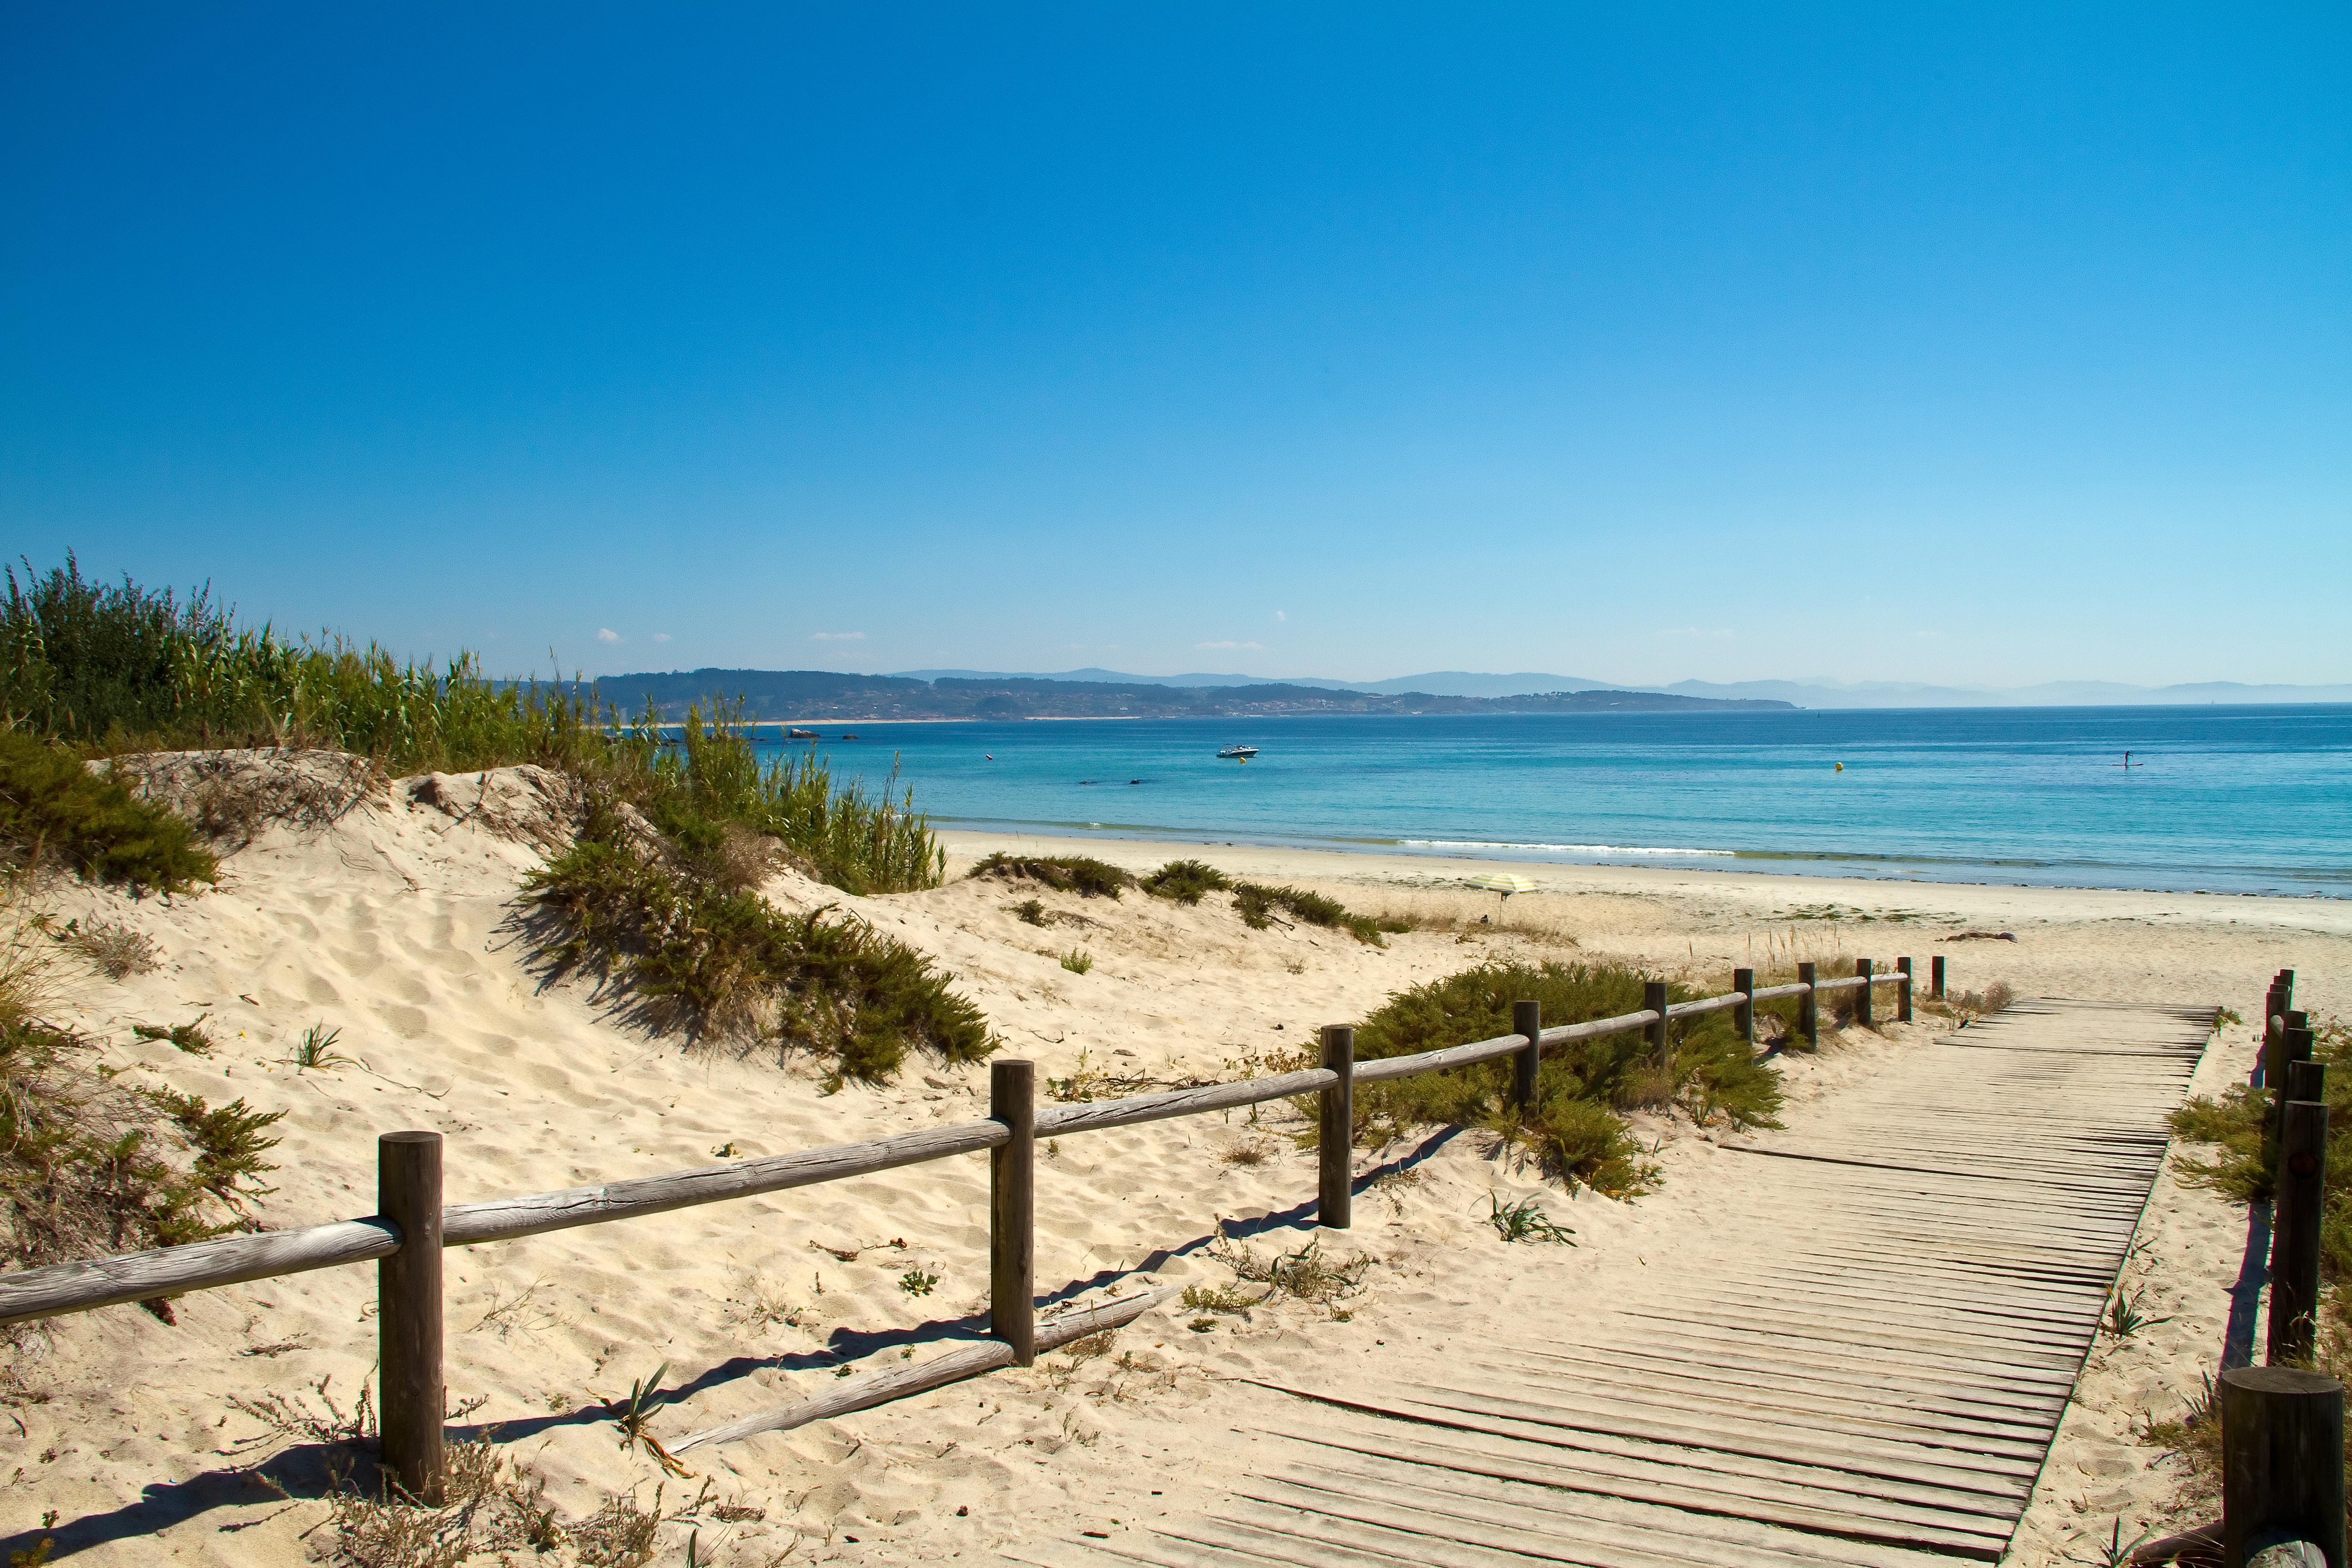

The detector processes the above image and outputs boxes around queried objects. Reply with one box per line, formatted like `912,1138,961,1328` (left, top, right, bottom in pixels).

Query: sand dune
0,781,2327,1563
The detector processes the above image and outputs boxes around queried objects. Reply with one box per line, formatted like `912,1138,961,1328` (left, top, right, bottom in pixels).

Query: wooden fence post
378,1130,445,1505
2267,1007,2292,1132
2270,1088,2329,1367
2223,1365,2345,1568
1797,963,1818,1048
989,1059,1035,1367
1856,958,1874,1029
1931,955,1945,1001
2263,980,2284,1088
1319,1026,1354,1231
1896,958,1913,1023
1511,1001,1540,1113
1732,968,1755,1052
1643,981,1669,1067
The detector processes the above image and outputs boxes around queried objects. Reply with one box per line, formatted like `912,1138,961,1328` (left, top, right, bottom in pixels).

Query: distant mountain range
588,669,1790,720
900,669,2352,708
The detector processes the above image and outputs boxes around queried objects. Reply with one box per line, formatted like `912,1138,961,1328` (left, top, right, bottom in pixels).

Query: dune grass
1231,881,1406,946
526,797,992,1086
0,912,282,1292
2171,1016,2352,1293
1343,960,1784,1196
3,556,945,897
968,852,1135,899
0,730,216,893
1140,858,1230,904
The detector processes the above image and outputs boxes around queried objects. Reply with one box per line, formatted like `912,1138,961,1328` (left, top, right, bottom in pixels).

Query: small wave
1401,838,1737,858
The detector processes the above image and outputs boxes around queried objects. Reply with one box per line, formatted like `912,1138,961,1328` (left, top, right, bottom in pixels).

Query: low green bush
1231,881,1402,946
1345,960,1784,1196
527,799,993,1086
0,731,215,892
969,852,1134,899
1141,859,1230,905
1,1011,283,1279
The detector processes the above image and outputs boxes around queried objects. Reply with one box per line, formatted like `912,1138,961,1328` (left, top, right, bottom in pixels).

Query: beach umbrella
1467,872,1538,899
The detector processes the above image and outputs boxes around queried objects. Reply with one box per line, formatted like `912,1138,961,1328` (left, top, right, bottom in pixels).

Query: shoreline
931,823,2352,904
936,827,2352,938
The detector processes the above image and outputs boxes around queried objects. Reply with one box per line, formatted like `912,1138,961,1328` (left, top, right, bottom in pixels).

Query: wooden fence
0,959,1933,1504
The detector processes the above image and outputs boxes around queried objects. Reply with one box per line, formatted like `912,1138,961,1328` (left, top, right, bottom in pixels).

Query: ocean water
754,706,2352,896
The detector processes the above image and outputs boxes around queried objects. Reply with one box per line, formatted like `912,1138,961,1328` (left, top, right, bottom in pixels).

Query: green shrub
1141,859,1230,905
1346,960,1784,1195
0,731,215,891
143,1087,285,1207
969,852,1133,899
1,1016,280,1277
526,800,992,1086
2170,1015,2352,1341
1231,881,1396,945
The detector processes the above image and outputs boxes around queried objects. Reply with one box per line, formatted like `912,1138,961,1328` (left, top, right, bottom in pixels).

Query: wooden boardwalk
1015,998,2215,1568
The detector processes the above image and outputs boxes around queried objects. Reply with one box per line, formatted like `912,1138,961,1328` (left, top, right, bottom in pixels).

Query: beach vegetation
1140,858,1229,904
2,557,947,897
897,1268,938,1297
525,796,992,1085
0,730,215,892
2168,1083,2270,1202
596,1362,692,1478
1058,948,1094,975
57,917,161,979
1342,959,1783,1196
1486,1192,1575,1244
1011,897,1048,926
1180,1282,1259,1314
1231,881,1403,945
0,914,283,1306
133,1016,214,1056
969,852,1133,898
289,1022,354,1072
1212,1230,1370,1304
2099,1287,2169,1340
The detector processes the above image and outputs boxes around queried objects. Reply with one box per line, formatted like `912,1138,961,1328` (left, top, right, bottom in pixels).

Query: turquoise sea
755,706,2352,896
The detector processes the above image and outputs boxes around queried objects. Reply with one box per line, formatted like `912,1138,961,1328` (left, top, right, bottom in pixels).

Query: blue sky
4,4,2345,688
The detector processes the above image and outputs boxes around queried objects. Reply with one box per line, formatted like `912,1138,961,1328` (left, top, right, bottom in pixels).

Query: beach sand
1,791,2335,1564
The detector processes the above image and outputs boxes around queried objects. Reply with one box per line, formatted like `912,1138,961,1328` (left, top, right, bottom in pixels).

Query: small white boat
1217,744,1259,761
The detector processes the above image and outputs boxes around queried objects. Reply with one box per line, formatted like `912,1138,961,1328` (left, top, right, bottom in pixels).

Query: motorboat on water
1217,744,1259,761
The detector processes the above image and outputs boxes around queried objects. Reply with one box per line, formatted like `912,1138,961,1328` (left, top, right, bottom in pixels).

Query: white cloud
653,632,672,644
595,628,621,644
1274,610,1287,623
809,631,866,642
1197,640,1264,650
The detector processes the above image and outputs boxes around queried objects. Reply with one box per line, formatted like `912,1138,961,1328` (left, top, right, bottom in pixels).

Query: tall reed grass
0,557,943,895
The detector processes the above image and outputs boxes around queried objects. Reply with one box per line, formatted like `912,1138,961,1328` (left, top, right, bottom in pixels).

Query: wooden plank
1266,1415,2031,1532
1260,1442,2015,1556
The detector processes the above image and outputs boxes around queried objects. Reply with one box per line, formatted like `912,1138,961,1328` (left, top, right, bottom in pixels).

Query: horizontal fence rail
0,956,1929,1495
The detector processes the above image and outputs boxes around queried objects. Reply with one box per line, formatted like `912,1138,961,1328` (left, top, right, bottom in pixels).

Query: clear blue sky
4,5,2345,688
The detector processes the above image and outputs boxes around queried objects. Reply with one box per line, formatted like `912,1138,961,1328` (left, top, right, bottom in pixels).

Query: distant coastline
582,667,1793,722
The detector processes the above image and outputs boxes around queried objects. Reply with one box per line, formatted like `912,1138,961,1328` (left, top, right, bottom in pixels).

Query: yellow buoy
1834,762,1844,772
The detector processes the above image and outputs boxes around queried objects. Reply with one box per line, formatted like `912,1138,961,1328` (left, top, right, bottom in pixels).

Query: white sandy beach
0,779,2335,1564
